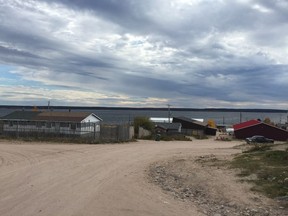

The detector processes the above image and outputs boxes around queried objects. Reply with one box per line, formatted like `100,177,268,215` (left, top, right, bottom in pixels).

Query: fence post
16,121,19,138
94,123,96,141
117,125,120,142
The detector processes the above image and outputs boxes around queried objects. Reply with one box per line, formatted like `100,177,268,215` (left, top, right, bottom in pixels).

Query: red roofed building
233,119,260,131
233,119,288,141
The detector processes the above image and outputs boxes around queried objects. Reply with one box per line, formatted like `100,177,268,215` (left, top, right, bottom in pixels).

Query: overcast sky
0,0,287,108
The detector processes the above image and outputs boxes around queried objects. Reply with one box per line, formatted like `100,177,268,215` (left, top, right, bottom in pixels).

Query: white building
1,111,103,136
150,117,204,123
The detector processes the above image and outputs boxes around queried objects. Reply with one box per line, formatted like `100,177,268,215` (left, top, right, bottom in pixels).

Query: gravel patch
148,154,286,216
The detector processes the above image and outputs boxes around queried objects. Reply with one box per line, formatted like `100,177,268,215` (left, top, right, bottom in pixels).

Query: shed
155,122,182,134
233,119,288,141
173,116,217,136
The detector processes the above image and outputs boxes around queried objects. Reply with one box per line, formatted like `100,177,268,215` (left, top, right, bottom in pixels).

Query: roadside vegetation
133,116,193,141
133,116,154,135
157,134,192,141
0,134,135,144
0,135,101,144
230,142,288,206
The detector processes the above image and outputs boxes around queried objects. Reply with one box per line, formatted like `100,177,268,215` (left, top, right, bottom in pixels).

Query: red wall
235,123,288,141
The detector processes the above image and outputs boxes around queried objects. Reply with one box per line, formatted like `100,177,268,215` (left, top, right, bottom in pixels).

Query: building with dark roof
155,122,182,134
173,116,217,137
0,111,103,136
233,119,288,141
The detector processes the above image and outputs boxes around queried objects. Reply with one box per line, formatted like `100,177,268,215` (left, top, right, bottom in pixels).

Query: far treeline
0,105,287,113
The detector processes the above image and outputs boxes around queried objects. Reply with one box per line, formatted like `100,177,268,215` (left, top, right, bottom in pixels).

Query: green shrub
133,116,154,134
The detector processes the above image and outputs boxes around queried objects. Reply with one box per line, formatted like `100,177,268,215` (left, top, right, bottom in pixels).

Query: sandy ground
0,139,284,216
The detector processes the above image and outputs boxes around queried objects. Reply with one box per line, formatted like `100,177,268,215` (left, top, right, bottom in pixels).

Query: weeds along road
0,139,241,216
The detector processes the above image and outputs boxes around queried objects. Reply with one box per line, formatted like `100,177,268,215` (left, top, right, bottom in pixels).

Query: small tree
207,119,217,128
133,116,154,135
263,117,275,126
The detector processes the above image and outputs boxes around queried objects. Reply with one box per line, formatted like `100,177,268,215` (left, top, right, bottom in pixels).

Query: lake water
1,107,287,126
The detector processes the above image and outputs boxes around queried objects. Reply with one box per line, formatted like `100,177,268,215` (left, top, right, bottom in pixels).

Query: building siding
1,111,102,136
234,123,288,141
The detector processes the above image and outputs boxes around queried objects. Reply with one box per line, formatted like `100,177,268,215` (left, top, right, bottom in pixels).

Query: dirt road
0,139,256,216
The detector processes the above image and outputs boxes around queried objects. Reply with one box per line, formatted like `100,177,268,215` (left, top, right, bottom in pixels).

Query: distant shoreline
0,105,286,113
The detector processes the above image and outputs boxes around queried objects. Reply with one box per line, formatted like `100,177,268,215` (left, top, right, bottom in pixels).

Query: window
19,121,27,126
36,122,44,128
60,122,69,127
46,122,52,128
27,121,35,126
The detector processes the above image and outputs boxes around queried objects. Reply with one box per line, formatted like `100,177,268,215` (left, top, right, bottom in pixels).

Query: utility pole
167,104,171,123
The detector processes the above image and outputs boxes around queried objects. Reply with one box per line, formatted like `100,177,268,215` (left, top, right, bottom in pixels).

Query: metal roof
173,116,207,127
155,122,181,130
150,117,172,123
35,112,102,122
1,111,103,123
1,111,41,120
233,119,260,131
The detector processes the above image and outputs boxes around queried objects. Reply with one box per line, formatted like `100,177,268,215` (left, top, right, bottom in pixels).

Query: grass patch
158,134,192,141
243,143,272,153
139,133,192,141
230,148,288,199
0,135,131,144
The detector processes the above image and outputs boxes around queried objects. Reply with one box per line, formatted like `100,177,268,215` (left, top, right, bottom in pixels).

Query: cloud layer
0,0,287,108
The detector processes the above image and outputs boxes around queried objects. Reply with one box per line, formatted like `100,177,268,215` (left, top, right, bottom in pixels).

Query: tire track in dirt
0,139,248,216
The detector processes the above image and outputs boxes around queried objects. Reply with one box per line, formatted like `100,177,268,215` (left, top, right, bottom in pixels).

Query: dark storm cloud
42,0,154,32
0,0,287,108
